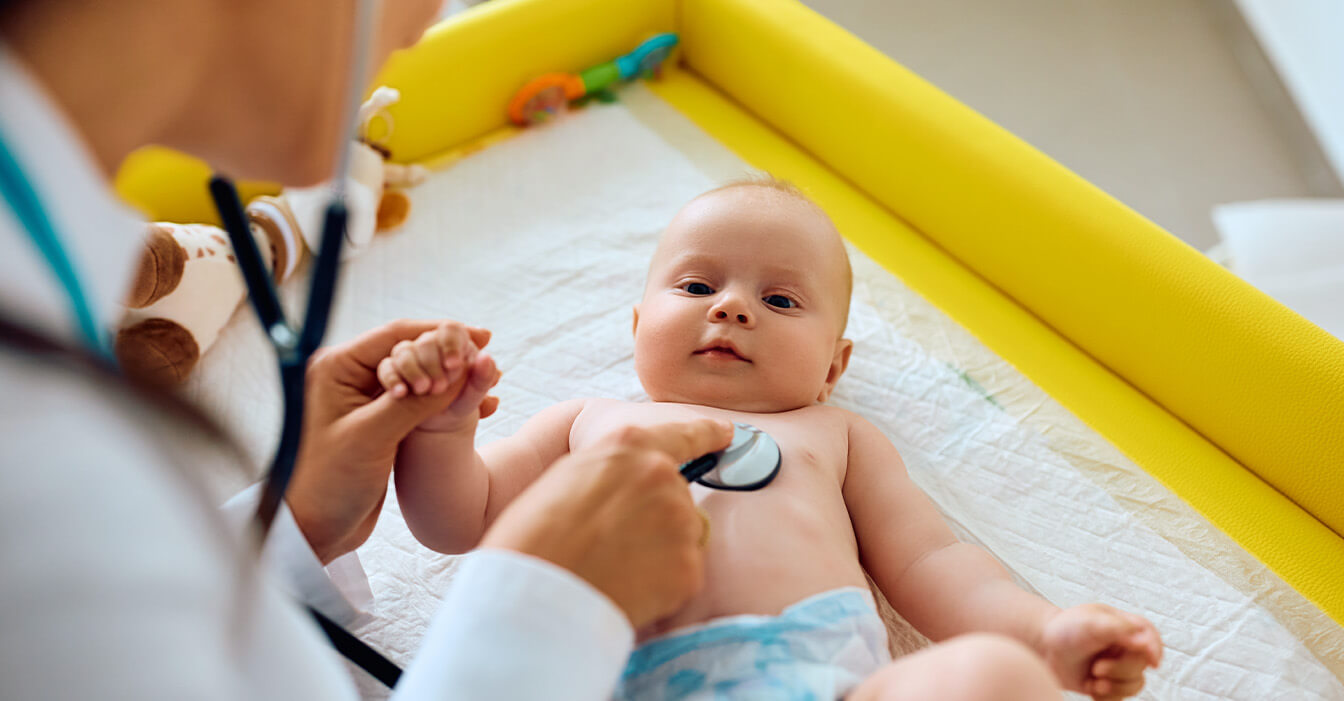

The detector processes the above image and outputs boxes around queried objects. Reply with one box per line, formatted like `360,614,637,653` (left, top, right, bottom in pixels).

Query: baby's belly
639,483,870,641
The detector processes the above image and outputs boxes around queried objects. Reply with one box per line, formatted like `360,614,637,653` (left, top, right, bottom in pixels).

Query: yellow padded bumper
675,0,1344,622
374,0,676,163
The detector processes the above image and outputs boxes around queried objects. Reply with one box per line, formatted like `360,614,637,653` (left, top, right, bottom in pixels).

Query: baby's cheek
634,323,684,393
784,327,838,394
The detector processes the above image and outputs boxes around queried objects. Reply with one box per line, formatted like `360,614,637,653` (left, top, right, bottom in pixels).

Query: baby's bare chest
570,400,852,487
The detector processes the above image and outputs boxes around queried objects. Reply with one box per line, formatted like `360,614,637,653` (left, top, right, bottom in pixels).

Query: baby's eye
763,294,796,309
685,282,715,295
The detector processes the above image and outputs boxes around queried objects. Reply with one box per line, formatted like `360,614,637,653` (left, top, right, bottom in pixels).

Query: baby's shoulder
572,396,641,420
755,404,865,452
791,405,897,458
795,403,865,432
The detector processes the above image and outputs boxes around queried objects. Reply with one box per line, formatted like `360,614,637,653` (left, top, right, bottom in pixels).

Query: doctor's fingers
602,419,734,467
314,319,493,397
467,326,491,350
327,318,446,383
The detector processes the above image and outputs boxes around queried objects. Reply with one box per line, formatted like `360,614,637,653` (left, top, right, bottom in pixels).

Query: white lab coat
0,46,633,699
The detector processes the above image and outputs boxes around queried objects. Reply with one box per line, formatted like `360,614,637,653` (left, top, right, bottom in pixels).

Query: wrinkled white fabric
180,89,1344,700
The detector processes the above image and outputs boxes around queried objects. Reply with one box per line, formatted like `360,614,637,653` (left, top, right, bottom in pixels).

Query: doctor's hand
287,319,496,564
480,419,733,628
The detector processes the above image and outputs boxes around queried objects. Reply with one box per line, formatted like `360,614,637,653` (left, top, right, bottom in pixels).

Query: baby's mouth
694,343,750,362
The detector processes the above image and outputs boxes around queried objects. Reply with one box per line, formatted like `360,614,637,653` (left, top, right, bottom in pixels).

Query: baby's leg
847,634,1060,701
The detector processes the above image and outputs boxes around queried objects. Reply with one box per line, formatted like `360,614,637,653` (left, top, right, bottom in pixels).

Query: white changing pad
186,86,1343,700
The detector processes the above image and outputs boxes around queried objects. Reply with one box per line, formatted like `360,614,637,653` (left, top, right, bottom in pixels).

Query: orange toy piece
507,73,585,126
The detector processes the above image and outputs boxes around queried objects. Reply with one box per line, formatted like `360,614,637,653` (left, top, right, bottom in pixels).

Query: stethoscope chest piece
680,422,781,491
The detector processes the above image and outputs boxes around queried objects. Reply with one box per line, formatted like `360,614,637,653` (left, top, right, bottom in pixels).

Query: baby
381,180,1162,700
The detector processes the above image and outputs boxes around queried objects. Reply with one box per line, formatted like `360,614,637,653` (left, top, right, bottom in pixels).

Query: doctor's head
0,0,443,185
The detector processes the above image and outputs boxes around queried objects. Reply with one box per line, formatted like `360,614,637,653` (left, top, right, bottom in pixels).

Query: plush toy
116,87,428,385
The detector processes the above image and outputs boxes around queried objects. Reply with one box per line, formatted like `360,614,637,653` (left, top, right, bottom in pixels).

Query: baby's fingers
446,351,499,416
1091,653,1148,682
1086,675,1144,700
392,340,432,395
413,331,450,393
1121,613,1163,667
1074,610,1134,651
433,322,469,367
377,357,408,398
479,395,500,419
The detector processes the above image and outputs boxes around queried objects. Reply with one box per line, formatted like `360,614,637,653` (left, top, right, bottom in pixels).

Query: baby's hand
376,320,501,433
1037,601,1166,692
1039,603,1162,700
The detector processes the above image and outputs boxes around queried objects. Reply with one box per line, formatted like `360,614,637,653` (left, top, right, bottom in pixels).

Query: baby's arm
395,392,586,554
843,415,1161,699
842,414,1056,643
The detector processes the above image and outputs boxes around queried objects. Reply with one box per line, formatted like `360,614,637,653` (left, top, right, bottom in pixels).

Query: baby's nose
709,295,755,327
714,309,751,324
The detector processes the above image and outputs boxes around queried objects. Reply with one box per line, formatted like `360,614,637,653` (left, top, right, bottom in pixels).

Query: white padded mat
188,86,1342,699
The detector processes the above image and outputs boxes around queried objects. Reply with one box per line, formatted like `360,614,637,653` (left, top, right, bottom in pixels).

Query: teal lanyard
0,127,111,359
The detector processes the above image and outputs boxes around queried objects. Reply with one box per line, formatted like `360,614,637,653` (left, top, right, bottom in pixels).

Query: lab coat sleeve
393,548,635,700
220,484,373,627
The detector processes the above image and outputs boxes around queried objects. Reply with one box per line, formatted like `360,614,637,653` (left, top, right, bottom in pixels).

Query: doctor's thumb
349,385,458,443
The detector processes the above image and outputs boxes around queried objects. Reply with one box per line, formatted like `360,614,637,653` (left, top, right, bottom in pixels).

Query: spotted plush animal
115,88,429,385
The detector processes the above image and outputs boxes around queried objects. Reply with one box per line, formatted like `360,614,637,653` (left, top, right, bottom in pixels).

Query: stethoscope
0,0,405,684
3,0,782,688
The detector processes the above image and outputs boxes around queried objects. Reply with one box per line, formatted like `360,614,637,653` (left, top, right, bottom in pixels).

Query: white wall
1234,0,1344,184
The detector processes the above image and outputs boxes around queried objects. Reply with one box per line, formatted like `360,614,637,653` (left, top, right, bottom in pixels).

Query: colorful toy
507,33,678,126
115,88,429,385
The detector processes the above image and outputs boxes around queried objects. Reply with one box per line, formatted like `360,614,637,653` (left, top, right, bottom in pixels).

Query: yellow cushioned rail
375,0,676,163
649,68,1344,626
679,0,1344,558
115,146,278,225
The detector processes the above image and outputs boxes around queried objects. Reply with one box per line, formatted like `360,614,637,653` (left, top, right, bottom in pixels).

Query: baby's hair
699,175,853,333
704,174,808,198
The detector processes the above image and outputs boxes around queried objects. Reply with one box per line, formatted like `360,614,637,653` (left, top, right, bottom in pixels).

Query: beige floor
799,0,1317,249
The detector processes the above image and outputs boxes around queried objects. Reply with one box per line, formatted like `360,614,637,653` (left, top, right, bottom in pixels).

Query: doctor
0,0,730,698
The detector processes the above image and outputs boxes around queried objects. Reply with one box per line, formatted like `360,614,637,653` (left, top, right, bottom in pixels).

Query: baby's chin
640,381,815,414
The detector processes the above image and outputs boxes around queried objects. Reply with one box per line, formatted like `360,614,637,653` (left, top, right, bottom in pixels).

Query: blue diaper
614,587,890,701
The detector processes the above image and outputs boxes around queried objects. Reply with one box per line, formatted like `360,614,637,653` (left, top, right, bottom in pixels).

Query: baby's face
634,186,853,413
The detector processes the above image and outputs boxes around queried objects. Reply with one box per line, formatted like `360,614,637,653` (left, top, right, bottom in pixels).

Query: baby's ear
817,338,854,403
631,305,640,337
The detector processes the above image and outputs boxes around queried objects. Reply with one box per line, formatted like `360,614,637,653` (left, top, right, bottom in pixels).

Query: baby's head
633,178,853,413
